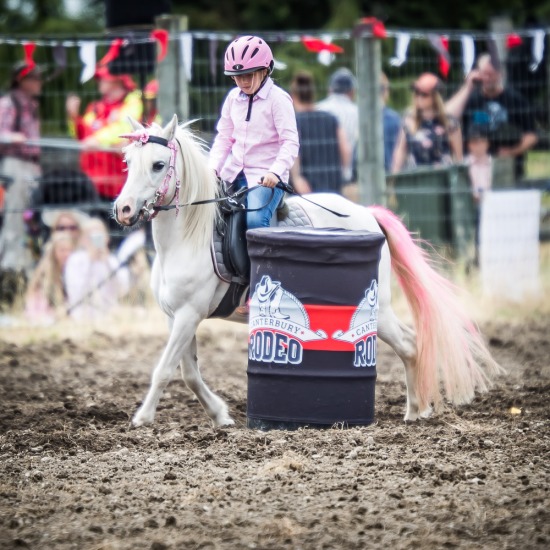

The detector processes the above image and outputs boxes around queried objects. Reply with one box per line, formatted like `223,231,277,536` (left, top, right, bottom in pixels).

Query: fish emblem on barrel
248,275,328,365
332,279,379,367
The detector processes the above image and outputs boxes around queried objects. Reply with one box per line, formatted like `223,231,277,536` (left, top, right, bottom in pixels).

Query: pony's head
115,115,179,226
115,115,219,249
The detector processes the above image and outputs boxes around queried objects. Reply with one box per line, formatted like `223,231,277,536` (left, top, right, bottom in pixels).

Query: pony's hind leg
180,337,234,427
377,305,430,421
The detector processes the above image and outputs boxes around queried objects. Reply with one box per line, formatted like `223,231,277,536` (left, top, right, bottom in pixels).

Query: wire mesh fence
0,24,549,319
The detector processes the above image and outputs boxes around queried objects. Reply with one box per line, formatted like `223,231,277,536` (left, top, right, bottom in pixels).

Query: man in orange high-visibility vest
66,67,143,200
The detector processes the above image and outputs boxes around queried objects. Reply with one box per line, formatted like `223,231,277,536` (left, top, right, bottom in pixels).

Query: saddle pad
210,199,313,284
277,199,314,228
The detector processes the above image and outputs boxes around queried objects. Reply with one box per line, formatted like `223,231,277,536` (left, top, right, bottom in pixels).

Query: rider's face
233,69,267,95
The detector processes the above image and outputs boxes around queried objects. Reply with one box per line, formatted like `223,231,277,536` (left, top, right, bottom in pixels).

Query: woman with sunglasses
391,73,462,173
24,231,75,324
42,209,88,248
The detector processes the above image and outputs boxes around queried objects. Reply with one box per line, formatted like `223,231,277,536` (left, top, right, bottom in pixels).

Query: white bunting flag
389,33,410,67
530,29,545,71
461,35,475,76
79,41,96,84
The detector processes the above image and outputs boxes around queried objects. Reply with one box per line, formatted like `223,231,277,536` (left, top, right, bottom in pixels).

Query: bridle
120,130,349,220
120,131,181,221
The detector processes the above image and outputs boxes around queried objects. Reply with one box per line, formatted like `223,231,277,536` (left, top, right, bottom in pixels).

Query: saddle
209,190,313,318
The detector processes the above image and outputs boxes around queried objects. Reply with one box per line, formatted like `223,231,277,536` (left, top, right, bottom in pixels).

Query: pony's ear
161,114,178,141
127,116,144,132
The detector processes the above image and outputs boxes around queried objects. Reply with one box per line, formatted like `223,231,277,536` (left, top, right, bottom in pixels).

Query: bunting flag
318,34,336,66
356,17,387,39
506,33,523,49
461,35,475,76
79,41,97,83
44,43,68,82
19,42,37,79
98,38,123,67
530,29,545,71
428,34,450,78
389,32,410,67
208,38,218,82
486,37,502,71
273,59,287,71
301,36,344,54
180,32,193,82
150,29,169,62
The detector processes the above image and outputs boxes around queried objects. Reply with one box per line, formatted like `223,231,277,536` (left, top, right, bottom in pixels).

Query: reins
120,130,349,219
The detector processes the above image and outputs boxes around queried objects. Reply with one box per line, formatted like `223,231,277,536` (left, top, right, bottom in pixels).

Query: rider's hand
260,172,279,188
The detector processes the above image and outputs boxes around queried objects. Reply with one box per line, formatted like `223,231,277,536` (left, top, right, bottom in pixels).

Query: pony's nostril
122,205,132,215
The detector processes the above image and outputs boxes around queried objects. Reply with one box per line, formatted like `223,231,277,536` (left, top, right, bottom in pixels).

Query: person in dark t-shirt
446,53,537,179
289,71,350,194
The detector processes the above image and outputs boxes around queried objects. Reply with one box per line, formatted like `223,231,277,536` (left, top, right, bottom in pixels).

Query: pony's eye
153,161,165,173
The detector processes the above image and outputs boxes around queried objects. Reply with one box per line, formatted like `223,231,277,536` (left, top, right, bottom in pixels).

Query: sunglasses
54,224,79,232
413,89,431,98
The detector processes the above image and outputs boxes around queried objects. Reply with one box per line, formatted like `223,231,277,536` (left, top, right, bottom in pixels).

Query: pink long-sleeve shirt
209,77,299,187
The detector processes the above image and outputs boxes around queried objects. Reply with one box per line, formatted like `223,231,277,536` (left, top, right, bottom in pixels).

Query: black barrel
246,227,386,430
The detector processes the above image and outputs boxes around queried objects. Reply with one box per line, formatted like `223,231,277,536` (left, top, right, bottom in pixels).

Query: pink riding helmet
224,36,274,76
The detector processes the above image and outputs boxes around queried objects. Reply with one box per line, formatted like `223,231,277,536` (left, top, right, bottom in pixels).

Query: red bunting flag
439,37,450,78
19,42,37,79
506,34,523,49
98,38,123,67
428,34,450,78
301,36,344,54
150,29,169,62
359,17,387,39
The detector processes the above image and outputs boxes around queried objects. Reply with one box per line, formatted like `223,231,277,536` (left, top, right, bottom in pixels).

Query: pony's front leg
132,308,231,427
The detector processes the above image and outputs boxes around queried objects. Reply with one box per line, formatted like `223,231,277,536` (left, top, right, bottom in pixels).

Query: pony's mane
172,123,219,249
127,122,219,250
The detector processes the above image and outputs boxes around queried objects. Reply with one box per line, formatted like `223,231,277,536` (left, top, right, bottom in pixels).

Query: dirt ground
0,309,548,550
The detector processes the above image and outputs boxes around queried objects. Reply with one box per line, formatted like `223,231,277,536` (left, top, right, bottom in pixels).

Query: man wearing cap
66,66,142,200
0,61,43,282
317,68,359,183
446,53,537,179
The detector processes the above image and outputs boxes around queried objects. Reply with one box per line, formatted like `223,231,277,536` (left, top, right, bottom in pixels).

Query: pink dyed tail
369,205,502,411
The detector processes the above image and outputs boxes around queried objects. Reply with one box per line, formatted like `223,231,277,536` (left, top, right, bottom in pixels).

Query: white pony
115,115,502,428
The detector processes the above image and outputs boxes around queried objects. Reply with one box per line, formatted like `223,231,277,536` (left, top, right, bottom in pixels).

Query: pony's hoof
420,406,433,419
132,409,155,427
404,406,433,422
214,413,235,427
404,411,419,422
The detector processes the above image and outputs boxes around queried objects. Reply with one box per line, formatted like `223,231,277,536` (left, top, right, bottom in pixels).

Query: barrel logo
332,280,379,367
249,275,327,364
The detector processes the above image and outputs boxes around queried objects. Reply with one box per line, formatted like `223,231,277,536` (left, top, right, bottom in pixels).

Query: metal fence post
354,23,385,206
155,14,189,124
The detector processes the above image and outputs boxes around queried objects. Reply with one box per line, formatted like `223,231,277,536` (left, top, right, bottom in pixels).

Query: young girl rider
209,35,300,230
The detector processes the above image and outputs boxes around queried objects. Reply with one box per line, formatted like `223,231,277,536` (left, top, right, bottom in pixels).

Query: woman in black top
391,73,463,172
289,71,350,193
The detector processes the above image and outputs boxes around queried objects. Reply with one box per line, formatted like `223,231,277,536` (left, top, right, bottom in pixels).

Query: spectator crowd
0,42,542,323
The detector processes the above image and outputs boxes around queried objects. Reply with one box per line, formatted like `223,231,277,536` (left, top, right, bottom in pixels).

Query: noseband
120,131,181,221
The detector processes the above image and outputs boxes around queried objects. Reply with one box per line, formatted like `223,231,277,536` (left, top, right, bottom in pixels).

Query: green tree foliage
1,0,548,34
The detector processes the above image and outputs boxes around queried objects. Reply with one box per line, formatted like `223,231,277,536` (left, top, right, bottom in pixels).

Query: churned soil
0,315,548,549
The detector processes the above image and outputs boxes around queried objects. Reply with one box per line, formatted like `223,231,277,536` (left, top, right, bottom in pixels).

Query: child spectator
65,218,129,321
465,125,493,265
466,125,493,203
24,232,75,324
